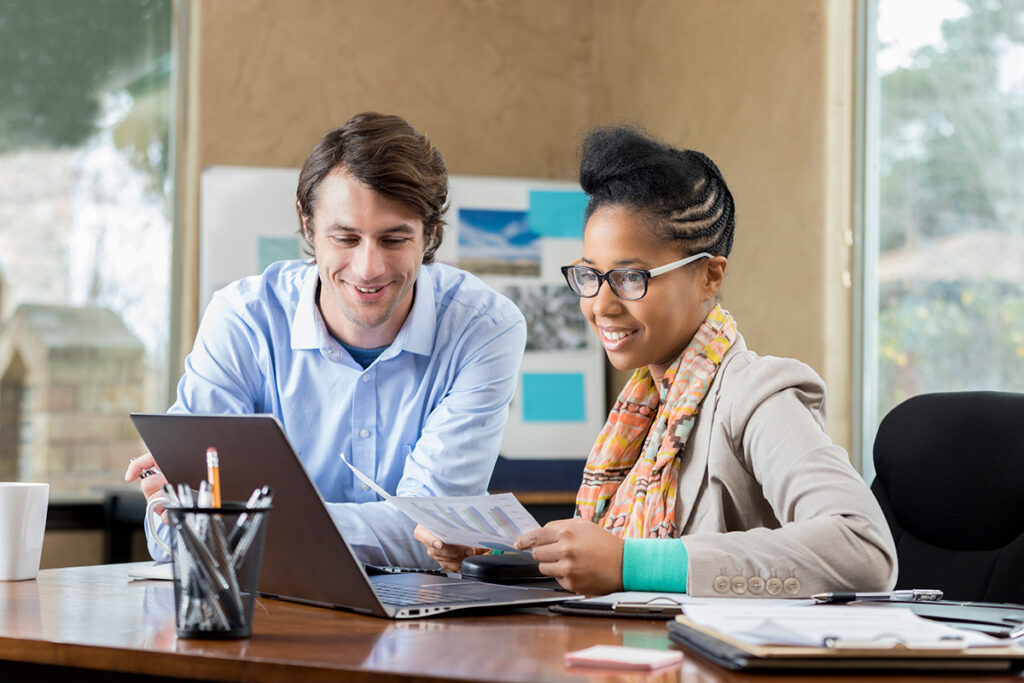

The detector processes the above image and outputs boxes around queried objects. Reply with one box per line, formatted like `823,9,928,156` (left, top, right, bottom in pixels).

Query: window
861,0,1024,474
0,0,174,495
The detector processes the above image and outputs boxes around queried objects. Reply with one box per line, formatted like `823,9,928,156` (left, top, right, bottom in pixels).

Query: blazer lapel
675,335,747,534
676,390,717,533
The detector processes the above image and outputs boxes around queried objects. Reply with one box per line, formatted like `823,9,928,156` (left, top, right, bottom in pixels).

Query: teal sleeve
621,538,689,592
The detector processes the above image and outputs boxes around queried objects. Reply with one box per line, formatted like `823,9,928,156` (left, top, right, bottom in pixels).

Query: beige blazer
675,334,898,597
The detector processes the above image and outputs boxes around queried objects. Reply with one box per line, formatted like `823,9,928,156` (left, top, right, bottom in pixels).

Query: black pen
128,457,159,479
812,589,943,604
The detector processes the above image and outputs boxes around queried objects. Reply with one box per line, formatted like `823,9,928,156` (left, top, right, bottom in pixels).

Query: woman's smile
597,325,638,350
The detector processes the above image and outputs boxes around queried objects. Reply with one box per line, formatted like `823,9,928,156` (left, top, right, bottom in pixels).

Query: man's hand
515,518,624,595
124,452,169,523
413,524,490,572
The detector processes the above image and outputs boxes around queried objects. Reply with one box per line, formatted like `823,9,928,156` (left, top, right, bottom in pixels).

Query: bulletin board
199,167,603,461
199,166,304,308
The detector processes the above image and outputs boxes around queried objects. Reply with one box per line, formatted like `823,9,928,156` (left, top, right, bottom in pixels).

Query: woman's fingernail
432,540,443,549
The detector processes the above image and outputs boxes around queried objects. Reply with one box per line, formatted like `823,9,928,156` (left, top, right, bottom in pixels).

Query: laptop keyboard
374,583,482,606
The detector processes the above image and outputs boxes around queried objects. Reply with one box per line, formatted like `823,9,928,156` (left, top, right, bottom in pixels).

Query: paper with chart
339,454,540,551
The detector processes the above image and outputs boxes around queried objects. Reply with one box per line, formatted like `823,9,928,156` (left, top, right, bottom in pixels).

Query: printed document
340,454,540,551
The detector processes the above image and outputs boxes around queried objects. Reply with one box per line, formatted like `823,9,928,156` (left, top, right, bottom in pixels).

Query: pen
198,480,211,508
175,520,230,628
227,487,266,548
612,595,685,615
231,488,273,569
128,457,159,479
812,589,944,604
207,515,245,624
160,483,180,506
206,447,221,508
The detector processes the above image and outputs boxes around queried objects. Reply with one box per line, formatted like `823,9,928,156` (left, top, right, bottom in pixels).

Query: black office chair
871,391,1024,603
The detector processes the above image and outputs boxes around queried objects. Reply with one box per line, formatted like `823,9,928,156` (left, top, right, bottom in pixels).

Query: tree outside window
0,0,173,495
876,0,1024,425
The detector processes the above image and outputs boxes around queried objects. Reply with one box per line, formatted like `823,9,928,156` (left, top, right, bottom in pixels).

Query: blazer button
713,576,731,594
730,576,748,595
765,577,783,595
783,577,801,595
748,576,765,595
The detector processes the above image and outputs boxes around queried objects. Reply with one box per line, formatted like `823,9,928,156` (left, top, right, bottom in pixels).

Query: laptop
129,413,573,618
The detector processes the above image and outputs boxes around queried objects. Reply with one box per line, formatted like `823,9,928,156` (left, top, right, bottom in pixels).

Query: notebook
129,413,573,619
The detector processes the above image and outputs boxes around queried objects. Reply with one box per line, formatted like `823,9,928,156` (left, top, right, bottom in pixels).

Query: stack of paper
681,604,1005,649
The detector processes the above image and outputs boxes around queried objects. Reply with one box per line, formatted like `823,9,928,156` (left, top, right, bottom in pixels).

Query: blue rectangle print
522,372,586,422
527,190,588,238
258,236,303,271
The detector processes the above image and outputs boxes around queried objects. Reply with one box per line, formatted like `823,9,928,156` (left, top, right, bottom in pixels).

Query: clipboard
666,616,1024,672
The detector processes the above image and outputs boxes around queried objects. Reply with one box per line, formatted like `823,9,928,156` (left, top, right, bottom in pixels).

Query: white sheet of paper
682,604,1003,648
127,562,172,581
339,453,541,551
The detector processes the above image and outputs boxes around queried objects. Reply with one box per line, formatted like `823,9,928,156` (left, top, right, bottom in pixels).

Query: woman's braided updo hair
579,127,735,257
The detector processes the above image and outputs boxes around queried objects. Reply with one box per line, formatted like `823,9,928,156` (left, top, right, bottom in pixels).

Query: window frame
853,0,880,481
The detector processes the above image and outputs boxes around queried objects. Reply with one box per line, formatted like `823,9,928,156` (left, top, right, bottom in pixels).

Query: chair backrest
871,391,1024,603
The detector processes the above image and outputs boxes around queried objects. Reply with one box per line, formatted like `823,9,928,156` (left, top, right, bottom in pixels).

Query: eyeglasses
560,252,713,301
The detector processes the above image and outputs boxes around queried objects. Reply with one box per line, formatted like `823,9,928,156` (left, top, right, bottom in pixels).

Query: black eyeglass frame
560,252,713,301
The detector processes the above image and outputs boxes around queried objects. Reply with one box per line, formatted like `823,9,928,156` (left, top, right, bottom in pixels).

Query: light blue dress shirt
148,259,526,567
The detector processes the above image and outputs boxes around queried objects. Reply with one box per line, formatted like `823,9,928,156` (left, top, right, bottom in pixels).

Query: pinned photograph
457,208,540,276
503,283,588,352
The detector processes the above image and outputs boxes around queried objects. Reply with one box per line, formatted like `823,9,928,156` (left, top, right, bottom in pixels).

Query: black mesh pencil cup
166,503,271,639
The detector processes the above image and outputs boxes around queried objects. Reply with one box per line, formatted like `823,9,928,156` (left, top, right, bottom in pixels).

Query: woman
415,126,897,596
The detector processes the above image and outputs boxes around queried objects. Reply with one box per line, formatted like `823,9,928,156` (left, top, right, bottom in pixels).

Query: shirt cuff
622,538,689,593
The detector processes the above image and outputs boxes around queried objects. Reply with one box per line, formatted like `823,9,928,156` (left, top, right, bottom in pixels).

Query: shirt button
766,577,783,595
748,576,765,595
359,428,369,438
362,374,370,383
360,483,370,491
783,577,801,595
713,576,730,594
731,576,748,595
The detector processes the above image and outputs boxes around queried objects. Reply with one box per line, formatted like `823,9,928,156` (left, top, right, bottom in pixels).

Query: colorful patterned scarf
575,305,737,538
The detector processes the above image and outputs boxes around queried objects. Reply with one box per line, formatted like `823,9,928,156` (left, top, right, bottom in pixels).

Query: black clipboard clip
612,596,685,615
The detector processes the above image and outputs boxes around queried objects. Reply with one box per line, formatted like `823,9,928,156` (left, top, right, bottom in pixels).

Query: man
126,112,526,567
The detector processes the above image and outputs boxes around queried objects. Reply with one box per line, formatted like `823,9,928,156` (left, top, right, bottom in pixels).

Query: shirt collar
291,265,321,350
389,264,436,357
291,263,437,356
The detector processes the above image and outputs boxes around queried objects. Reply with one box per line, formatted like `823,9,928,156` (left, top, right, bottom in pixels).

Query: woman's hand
413,524,490,572
515,519,624,595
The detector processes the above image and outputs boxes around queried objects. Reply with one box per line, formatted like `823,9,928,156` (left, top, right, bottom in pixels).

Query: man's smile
345,280,391,302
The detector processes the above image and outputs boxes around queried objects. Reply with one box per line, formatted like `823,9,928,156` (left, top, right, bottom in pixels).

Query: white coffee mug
0,482,49,581
144,496,173,556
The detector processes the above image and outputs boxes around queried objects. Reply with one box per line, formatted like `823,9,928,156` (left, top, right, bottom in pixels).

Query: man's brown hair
296,112,448,263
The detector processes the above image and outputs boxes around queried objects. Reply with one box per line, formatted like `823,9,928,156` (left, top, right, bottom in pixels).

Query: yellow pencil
206,447,221,508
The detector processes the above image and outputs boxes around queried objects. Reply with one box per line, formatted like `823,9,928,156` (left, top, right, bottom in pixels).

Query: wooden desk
0,564,1018,683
